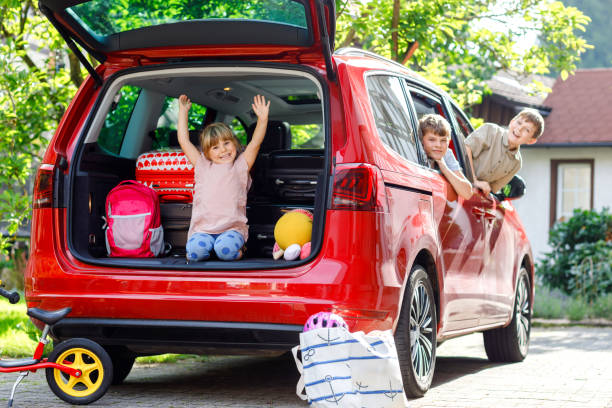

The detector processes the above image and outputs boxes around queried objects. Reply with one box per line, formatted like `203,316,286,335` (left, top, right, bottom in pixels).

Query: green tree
0,1,79,253
336,0,591,106
561,0,612,68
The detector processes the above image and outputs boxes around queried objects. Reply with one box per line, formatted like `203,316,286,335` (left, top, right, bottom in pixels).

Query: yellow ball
274,211,312,250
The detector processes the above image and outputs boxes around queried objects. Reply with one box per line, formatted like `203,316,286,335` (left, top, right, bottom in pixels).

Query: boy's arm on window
464,145,478,183
437,160,473,200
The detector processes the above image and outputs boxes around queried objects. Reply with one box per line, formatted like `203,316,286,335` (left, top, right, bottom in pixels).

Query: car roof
333,48,452,101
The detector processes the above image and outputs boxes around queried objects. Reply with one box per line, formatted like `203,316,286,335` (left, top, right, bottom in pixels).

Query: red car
28,0,534,397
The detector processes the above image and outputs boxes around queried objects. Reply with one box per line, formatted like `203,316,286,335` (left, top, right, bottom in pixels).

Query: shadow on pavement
429,356,497,389
112,353,301,401
119,353,502,400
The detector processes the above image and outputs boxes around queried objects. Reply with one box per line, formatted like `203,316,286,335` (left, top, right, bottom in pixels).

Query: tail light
32,164,54,209
331,163,388,212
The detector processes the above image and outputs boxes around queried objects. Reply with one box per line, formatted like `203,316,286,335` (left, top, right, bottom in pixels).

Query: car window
451,105,473,140
98,85,141,155
366,75,420,164
407,88,446,120
291,124,323,149
151,97,207,149
229,118,248,145
68,0,309,36
405,87,470,173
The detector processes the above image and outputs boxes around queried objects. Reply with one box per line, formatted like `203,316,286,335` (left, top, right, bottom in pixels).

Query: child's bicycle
0,280,112,407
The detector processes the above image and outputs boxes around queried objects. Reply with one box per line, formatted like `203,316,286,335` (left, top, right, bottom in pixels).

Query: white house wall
513,146,612,262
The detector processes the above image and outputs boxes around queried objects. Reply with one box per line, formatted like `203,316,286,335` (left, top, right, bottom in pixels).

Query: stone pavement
1,326,611,407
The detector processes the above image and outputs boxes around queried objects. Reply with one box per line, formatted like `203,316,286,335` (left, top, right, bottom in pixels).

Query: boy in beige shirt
465,108,544,196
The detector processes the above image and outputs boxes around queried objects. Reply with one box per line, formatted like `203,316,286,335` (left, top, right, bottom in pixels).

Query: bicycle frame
0,323,81,378
0,361,81,377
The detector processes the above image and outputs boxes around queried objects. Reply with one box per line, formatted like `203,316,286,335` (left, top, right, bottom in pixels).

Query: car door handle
472,207,485,217
483,210,496,220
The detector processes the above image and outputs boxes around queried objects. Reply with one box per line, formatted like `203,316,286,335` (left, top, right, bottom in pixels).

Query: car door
448,103,511,325
405,85,486,332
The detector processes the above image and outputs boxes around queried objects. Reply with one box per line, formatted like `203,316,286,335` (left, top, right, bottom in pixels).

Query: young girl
177,94,270,261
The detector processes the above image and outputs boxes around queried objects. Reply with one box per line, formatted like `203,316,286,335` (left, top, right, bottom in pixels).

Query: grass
136,354,209,364
0,299,38,357
534,284,612,321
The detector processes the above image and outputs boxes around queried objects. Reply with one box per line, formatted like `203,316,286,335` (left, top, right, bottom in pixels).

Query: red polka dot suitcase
135,149,194,203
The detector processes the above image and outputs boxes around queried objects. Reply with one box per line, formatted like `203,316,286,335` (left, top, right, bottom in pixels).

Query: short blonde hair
513,108,545,139
199,122,242,160
418,114,451,139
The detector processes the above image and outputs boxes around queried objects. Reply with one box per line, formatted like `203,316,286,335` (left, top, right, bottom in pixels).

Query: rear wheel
104,346,136,385
483,268,531,362
46,338,113,405
395,265,437,397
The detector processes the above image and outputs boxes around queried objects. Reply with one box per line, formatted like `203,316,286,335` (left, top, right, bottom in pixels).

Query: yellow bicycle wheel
46,338,113,405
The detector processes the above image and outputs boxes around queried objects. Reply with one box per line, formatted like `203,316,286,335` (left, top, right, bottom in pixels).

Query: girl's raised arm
243,95,270,170
177,94,201,167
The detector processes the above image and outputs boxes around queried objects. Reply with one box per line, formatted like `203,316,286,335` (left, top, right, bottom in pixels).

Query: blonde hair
513,108,545,139
199,122,242,160
418,114,451,139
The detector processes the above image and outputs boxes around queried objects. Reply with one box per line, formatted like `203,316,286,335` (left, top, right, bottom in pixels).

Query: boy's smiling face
507,116,537,148
421,131,450,161
207,138,237,164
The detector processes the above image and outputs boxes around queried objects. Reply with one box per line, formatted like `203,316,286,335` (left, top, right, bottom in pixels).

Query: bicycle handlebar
0,287,20,304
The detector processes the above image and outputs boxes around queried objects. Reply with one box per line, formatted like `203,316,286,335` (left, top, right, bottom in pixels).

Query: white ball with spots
283,244,301,261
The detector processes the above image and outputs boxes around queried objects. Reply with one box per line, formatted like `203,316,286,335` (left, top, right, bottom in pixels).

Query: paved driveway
1,326,611,407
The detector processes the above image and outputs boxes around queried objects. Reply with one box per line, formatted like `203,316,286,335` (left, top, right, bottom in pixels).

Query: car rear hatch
39,0,337,80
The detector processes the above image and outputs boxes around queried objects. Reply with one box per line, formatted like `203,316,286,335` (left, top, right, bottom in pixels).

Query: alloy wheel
515,275,531,356
410,281,434,382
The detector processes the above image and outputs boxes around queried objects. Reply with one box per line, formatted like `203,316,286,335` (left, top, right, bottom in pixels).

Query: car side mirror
494,175,526,201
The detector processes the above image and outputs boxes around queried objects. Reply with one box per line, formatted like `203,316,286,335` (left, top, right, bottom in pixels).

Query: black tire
104,346,136,385
483,268,531,362
46,338,113,405
395,265,437,397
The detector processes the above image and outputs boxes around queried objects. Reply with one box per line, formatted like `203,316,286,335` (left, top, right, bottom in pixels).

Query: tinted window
292,124,323,149
408,89,446,120
98,85,140,155
366,75,419,164
452,106,473,140
69,0,308,36
152,97,207,149
229,118,247,145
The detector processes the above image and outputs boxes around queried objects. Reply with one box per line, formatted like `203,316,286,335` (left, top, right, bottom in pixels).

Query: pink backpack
104,180,164,257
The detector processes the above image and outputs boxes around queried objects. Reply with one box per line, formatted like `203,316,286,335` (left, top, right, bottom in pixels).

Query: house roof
486,71,553,108
538,69,612,145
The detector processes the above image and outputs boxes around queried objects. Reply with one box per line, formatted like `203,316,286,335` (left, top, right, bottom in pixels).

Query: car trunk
67,66,329,270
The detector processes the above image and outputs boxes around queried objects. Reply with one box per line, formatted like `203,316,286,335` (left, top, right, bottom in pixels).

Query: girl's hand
179,94,192,112
252,95,270,121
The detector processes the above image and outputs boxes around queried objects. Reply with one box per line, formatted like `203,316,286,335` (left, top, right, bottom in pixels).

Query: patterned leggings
186,230,244,261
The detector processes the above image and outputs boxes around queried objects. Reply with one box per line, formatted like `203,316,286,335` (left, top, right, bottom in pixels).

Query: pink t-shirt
188,153,251,241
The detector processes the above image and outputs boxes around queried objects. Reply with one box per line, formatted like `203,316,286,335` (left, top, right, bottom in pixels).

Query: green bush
593,294,612,320
566,297,588,321
533,285,565,319
537,208,612,300
0,240,28,291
